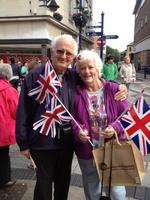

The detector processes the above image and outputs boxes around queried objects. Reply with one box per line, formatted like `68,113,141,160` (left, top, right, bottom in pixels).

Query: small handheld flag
120,95,150,155
28,61,61,104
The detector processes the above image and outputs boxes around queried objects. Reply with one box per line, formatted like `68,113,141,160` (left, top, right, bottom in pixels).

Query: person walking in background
102,55,118,81
20,62,28,77
9,58,20,90
0,63,18,188
119,55,136,89
28,60,39,72
10,58,20,77
72,50,127,200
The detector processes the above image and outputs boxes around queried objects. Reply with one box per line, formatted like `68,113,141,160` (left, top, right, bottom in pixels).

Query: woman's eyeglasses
56,49,74,58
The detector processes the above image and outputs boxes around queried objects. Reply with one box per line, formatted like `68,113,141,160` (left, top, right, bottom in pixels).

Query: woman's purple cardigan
72,80,129,160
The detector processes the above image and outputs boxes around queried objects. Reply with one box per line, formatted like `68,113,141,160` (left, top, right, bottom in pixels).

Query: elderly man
16,34,127,200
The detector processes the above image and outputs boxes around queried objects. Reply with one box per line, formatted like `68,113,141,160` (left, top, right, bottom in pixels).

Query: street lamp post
78,0,83,52
100,12,104,60
38,0,60,60
72,0,90,52
85,11,105,60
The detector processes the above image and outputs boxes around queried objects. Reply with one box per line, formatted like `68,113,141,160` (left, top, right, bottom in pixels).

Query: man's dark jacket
16,65,78,151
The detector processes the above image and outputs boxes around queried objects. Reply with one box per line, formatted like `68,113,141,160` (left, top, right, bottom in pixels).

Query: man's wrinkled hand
21,149,31,159
114,84,127,101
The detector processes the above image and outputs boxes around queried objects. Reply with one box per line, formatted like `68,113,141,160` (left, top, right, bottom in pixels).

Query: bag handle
100,138,114,200
100,141,106,197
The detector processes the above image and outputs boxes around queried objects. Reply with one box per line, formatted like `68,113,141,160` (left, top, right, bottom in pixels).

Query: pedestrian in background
72,50,127,200
119,56,136,89
102,55,118,81
9,58,20,90
0,63,18,188
20,62,28,77
28,60,39,72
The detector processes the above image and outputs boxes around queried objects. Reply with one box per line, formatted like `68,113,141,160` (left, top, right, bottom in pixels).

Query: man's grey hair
51,34,78,56
75,50,103,77
0,63,13,80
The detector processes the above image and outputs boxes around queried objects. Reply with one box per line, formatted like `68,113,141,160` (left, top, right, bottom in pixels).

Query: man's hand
114,84,127,101
78,129,90,142
21,149,31,159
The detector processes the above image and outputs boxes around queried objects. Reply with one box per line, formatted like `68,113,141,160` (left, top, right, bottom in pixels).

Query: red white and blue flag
120,95,150,155
27,61,92,142
28,60,72,137
33,98,71,137
28,60,61,104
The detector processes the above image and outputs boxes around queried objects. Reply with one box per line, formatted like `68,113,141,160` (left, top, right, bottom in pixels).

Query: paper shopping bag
92,140,145,186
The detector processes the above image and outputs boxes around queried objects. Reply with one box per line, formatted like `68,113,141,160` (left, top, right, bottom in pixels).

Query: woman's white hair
75,50,103,76
51,34,78,56
0,63,13,80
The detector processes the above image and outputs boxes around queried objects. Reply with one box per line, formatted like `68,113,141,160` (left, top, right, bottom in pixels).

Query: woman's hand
114,84,127,101
78,129,90,142
104,126,115,138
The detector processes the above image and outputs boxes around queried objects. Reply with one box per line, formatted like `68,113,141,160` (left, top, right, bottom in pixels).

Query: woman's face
78,60,99,85
124,57,130,64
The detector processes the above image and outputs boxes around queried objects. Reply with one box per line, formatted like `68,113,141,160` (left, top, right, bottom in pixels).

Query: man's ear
73,56,77,62
71,56,77,66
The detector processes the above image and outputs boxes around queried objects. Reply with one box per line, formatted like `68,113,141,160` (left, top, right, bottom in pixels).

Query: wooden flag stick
30,156,37,170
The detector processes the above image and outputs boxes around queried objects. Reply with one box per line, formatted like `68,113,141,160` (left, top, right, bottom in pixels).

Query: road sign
103,35,119,39
86,25,102,28
97,38,106,46
86,32,102,37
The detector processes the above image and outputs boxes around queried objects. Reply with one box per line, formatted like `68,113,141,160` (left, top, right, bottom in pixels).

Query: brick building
133,0,150,69
0,0,93,63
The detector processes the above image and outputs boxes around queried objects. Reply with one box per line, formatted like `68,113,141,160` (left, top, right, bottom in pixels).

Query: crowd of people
102,54,136,88
5,58,41,90
0,34,137,200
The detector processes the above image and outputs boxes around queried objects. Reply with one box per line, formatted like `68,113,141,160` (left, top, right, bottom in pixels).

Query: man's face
17,62,22,67
51,40,75,73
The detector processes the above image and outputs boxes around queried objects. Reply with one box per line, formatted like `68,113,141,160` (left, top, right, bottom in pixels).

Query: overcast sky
92,0,136,51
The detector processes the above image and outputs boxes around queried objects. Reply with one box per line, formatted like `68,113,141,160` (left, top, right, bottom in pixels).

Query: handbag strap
100,140,113,200
100,141,106,196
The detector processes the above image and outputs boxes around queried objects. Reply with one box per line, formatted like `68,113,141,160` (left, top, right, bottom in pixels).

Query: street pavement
0,72,150,200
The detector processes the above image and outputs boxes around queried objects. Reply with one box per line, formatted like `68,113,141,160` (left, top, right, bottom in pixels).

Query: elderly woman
0,63,18,188
72,50,128,200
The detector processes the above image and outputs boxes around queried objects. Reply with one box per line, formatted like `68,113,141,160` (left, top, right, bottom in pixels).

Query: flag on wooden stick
120,95,150,155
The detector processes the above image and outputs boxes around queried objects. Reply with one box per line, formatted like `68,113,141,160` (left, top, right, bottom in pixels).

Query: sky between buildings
92,0,136,52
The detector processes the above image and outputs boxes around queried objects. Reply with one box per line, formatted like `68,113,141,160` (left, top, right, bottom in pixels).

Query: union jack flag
120,95,150,155
28,60,61,104
33,98,71,137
